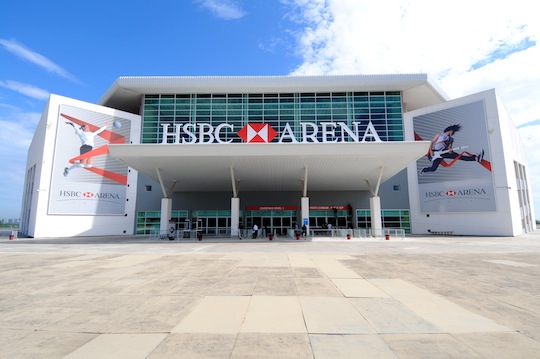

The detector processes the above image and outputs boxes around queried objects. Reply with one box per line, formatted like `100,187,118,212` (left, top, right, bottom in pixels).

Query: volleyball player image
63,121,110,176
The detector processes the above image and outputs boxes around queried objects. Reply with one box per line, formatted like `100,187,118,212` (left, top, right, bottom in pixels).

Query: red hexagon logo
446,190,457,196
83,191,94,198
237,123,277,143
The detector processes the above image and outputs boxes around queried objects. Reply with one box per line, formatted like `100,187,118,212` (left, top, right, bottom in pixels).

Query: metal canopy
109,141,429,194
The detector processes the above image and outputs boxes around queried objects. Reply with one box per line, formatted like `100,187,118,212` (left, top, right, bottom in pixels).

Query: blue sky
1,0,539,220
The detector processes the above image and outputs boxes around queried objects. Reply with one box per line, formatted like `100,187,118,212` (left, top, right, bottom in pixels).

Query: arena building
19,74,536,238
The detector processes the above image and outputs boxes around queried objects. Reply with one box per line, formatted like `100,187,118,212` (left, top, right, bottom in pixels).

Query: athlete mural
414,101,495,213
49,105,131,215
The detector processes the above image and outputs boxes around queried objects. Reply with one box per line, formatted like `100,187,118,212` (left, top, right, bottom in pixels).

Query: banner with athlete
413,100,496,212
48,104,131,215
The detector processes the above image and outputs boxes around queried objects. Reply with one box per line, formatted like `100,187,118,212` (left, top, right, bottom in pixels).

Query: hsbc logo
425,188,488,198
58,190,120,200
238,123,277,143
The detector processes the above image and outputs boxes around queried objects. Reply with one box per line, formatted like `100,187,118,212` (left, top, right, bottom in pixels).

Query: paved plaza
1,231,540,358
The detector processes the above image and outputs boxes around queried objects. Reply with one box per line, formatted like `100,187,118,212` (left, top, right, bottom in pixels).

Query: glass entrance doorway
246,207,297,236
192,210,232,237
309,206,352,229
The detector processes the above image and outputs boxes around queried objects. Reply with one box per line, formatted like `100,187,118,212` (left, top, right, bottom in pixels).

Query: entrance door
246,208,297,236
192,210,232,237
309,208,351,229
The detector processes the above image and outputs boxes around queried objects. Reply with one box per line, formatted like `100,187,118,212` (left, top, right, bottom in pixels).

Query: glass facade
138,90,407,237
137,210,189,235
356,209,411,234
141,91,403,143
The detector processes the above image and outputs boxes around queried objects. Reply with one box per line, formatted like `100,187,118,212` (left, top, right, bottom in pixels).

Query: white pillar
370,196,383,237
231,197,240,237
301,196,310,233
160,198,173,235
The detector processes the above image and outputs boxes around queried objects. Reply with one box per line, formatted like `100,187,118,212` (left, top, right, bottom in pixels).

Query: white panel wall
405,89,533,236
23,94,141,238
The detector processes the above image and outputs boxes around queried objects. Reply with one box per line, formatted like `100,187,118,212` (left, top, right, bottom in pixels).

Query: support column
156,167,177,237
229,166,241,238
231,197,240,237
370,196,383,237
365,166,384,238
300,167,309,235
301,196,310,233
160,198,173,235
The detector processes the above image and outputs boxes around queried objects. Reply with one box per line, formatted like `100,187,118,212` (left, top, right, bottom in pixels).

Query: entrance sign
161,121,383,144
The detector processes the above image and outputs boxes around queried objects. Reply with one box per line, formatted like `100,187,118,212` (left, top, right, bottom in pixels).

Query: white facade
20,75,535,238
405,90,535,236
19,95,141,237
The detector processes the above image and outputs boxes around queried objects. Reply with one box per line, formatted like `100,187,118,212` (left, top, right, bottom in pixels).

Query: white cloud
0,80,50,100
196,0,247,20
284,0,540,219
0,38,79,83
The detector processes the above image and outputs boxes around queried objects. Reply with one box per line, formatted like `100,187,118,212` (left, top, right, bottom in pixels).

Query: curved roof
99,74,448,114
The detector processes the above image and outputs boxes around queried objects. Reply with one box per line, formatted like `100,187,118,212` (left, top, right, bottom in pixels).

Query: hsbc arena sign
160,121,383,144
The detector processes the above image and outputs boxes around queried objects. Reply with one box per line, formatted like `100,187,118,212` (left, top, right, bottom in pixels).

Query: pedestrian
252,224,258,239
238,222,244,240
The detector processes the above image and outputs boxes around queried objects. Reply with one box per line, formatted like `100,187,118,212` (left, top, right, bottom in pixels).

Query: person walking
252,224,259,239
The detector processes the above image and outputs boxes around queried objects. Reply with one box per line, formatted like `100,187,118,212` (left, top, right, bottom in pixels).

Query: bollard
385,234,390,240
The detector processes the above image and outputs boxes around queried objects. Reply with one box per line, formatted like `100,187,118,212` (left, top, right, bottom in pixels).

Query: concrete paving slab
310,334,399,359
253,274,297,296
382,333,485,359
212,277,259,296
0,329,97,359
99,254,165,268
290,266,323,278
148,333,237,359
300,296,375,334
312,256,361,279
288,253,317,268
350,298,440,334
294,277,343,297
452,332,540,358
483,259,537,267
370,278,513,333
261,253,290,267
172,296,251,334
232,333,312,359
332,278,390,298
62,333,167,359
240,296,306,333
